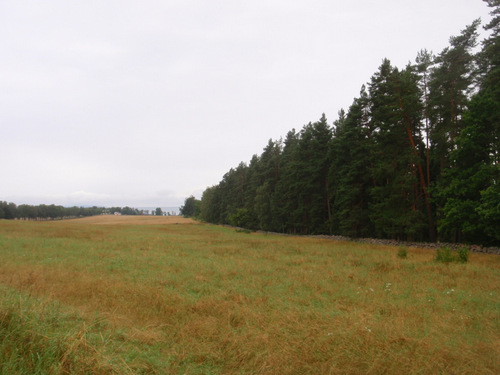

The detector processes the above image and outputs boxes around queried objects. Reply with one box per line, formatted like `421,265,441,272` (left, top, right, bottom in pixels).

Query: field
0,216,499,374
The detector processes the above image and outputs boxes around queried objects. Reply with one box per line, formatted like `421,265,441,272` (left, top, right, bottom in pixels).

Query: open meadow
0,216,499,374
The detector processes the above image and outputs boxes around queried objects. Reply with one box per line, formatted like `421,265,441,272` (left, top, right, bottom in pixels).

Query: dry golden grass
75,215,195,225
1,216,499,374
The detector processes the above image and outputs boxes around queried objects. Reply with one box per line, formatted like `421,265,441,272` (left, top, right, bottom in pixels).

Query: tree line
0,202,163,220
0,202,105,220
186,0,500,246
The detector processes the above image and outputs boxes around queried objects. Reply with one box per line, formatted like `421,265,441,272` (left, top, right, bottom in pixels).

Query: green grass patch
0,217,499,374
436,246,469,264
397,246,408,259
0,285,144,374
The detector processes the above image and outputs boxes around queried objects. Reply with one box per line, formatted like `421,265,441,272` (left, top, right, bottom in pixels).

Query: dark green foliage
457,247,469,263
435,247,469,263
477,181,500,242
248,140,282,231
272,129,301,232
368,60,428,241
0,201,109,220
180,195,201,218
288,115,332,234
428,20,480,177
435,247,455,263
329,91,374,237
397,247,408,259
433,95,494,243
0,202,17,219
229,208,254,228
432,4,500,246
121,206,142,215
235,228,252,234
195,2,500,246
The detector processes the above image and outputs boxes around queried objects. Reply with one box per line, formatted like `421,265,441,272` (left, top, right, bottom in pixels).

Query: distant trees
121,206,139,215
0,202,107,220
0,202,17,219
191,1,500,246
180,196,201,217
0,202,159,220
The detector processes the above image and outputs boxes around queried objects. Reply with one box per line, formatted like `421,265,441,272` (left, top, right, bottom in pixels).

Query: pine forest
187,1,500,247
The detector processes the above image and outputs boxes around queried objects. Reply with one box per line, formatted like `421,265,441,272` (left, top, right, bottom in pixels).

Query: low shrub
235,228,252,234
435,246,469,264
436,247,454,263
457,247,469,263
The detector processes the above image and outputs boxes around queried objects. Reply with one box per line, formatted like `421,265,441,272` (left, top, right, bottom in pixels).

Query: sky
0,0,493,208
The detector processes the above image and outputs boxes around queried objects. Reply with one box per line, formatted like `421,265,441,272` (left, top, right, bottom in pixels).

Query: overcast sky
0,0,493,208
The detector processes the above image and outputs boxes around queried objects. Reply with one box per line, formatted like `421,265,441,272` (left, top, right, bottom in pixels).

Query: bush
235,228,252,234
435,247,454,263
435,246,469,264
397,247,408,259
457,247,469,263
228,208,254,228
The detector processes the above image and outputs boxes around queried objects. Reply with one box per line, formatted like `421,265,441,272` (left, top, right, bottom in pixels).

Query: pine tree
416,49,437,240
273,129,301,233
253,139,282,231
293,115,332,234
435,1,499,245
435,95,494,243
368,60,427,240
329,87,374,237
199,185,222,224
477,0,500,244
428,20,480,176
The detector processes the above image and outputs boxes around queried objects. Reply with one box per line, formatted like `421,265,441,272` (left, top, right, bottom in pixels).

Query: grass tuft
457,247,469,263
397,246,408,259
436,246,455,263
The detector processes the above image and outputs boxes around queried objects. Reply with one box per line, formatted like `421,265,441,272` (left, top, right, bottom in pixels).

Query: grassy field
0,216,499,374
